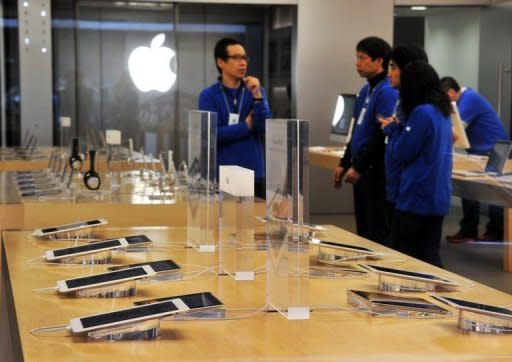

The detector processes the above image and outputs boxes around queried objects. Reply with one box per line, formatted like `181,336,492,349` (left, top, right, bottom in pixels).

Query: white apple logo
128,33,176,93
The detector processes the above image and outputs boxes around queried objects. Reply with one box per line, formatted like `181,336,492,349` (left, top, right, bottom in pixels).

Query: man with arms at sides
384,46,429,221
332,36,398,245
380,61,453,267
199,38,271,199
441,76,508,243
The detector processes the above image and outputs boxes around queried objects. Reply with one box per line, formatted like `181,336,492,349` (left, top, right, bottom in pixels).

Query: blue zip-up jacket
383,104,452,216
198,81,272,179
340,75,398,173
458,88,508,154
384,101,405,203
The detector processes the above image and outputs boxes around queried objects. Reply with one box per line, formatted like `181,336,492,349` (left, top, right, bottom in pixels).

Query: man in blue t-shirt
441,76,509,243
199,38,272,199
332,36,398,245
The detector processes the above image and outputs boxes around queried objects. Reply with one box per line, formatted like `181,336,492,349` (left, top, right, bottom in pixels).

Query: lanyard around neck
220,83,245,115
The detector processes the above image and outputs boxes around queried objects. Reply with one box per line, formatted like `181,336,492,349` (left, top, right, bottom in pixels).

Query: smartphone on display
134,292,223,311
69,299,190,333
32,218,108,238
430,294,512,318
45,235,152,260
349,290,449,314
361,264,458,287
108,259,180,273
312,239,376,255
56,265,156,293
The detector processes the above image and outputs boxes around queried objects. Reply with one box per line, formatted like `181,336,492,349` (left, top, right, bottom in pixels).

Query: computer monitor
330,94,356,144
451,101,470,149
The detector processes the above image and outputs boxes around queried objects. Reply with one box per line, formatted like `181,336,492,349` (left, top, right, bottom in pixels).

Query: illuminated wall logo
128,33,176,93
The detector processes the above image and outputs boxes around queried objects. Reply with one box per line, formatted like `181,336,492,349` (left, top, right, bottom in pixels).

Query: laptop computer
453,140,512,177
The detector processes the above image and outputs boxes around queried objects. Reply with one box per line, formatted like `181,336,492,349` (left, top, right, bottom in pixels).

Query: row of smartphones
70,292,223,333
69,289,512,334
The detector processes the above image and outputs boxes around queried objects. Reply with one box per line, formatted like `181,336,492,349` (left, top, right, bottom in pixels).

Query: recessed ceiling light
411,6,427,11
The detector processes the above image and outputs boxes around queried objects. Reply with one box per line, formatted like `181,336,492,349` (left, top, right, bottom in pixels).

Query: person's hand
332,166,345,189
378,114,398,130
244,76,262,98
344,167,361,184
245,111,254,131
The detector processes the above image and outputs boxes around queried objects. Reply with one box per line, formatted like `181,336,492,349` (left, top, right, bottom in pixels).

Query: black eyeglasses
225,55,250,62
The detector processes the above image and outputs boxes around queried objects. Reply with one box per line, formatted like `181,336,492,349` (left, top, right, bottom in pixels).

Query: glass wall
2,0,19,146
50,1,296,163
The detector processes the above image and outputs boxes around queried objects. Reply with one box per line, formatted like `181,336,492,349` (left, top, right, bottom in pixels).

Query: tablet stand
172,307,226,320
75,280,136,298
87,319,160,341
317,246,378,265
457,309,512,334
377,274,458,293
347,291,451,318
55,250,112,265
308,265,368,279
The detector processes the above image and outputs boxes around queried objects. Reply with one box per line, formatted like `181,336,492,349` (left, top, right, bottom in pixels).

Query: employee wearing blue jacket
441,76,508,243
333,36,398,245
199,38,272,198
380,61,453,267
385,46,429,213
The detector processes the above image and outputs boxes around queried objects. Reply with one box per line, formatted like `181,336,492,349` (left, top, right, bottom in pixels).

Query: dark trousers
392,210,444,268
353,167,389,245
459,198,503,238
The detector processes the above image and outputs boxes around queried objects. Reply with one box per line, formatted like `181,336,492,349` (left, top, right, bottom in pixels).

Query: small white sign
106,129,122,145
60,117,71,128
219,165,254,197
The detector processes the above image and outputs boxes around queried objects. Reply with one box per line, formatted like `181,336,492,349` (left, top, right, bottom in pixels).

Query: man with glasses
199,38,271,198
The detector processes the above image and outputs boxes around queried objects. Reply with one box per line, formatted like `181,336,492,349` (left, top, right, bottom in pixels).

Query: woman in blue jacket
380,61,452,267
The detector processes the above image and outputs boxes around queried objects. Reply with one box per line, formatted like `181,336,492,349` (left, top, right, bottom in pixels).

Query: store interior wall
478,6,512,135
424,5,512,137
424,7,481,90
297,0,394,214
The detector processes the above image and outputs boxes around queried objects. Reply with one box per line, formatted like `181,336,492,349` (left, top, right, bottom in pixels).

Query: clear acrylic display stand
88,319,160,340
74,280,137,298
347,290,452,318
59,116,71,149
265,119,310,320
54,250,112,265
106,129,123,192
457,309,512,334
219,166,255,280
186,110,218,253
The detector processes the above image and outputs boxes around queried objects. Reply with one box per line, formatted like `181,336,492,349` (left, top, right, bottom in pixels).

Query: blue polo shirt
458,88,508,154
198,81,272,179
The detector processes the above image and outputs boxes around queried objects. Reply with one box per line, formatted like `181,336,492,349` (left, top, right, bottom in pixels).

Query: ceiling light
411,6,427,11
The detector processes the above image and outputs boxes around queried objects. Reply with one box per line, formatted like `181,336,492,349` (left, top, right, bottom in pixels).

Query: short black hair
440,76,461,93
389,45,429,70
214,37,243,74
356,36,392,70
400,61,451,117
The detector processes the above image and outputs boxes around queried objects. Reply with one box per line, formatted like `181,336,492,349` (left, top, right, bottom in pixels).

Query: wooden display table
2,225,512,361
